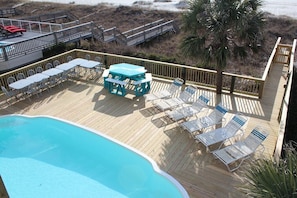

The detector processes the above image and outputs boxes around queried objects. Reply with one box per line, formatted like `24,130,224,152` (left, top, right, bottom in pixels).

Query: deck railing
126,20,177,46
21,11,79,24
274,39,297,162
0,22,94,63
99,19,178,46
0,18,63,33
0,35,283,98
122,19,165,37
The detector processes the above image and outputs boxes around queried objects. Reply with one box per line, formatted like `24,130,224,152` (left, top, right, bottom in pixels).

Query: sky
28,0,297,19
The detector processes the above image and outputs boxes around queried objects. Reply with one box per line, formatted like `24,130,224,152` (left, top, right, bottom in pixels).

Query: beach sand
27,0,297,18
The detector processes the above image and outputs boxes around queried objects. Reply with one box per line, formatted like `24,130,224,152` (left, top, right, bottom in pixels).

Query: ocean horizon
27,0,297,18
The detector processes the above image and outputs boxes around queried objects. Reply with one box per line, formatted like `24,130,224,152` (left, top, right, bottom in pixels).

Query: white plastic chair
48,75,60,88
1,86,18,103
144,78,184,102
85,54,91,60
53,60,60,67
67,56,73,61
212,127,269,172
153,85,198,112
37,78,49,94
35,66,43,73
90,56,104,78
7,76,16,85
60,70,69,85
25,82,39,100
27,69,35,76
195,113,248,151
180,103,229,136
16,73,26,80
45,63,53,70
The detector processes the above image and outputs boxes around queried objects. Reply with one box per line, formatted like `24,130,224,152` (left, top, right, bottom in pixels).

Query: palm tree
180,0,265,94
240,143,297,197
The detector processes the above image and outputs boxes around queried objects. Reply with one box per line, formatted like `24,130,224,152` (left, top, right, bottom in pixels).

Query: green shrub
240,144,297,197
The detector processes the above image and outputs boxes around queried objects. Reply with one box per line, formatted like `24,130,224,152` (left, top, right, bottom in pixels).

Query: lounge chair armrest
237,128,245,137
256,143,266,154
192,107,209,119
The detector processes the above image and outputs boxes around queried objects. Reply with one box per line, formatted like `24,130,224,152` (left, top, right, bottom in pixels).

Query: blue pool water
0,115,189,198
0,42,14,55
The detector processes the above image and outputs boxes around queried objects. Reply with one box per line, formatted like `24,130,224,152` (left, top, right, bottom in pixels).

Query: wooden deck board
0,63,286,197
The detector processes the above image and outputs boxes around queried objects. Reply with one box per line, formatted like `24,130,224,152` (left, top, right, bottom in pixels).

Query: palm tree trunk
216,67,223,94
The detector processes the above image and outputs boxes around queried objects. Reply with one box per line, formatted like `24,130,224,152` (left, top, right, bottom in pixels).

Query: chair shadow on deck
0,82,71,114
139,106,162,117
151,114,175,128
221,63,285,121
159,124,246,197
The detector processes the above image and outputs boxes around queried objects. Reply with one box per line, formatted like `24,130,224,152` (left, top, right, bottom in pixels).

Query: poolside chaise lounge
212,127,269,172
165,94,210,123
0,24,26,37
144,77,184,102
180,103,229,136
195,113,248,152
153,85,198,113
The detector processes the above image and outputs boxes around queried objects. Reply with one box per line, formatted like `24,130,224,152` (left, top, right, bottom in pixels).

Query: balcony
0,37,295,197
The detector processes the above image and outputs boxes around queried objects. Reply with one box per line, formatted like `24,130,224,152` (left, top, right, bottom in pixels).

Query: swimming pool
0,41,14,55
0,115,189,198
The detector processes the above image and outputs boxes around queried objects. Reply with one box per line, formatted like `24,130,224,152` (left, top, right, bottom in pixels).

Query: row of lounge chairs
0,24,26,38
144,78,269,172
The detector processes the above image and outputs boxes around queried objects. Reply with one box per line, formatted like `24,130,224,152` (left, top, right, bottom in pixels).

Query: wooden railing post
258,80,264,99
1,46,8,61
230,76,236,93
182,67,187,84
52,32,58,45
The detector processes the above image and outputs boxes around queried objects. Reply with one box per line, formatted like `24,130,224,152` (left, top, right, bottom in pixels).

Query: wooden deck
0,62,287,197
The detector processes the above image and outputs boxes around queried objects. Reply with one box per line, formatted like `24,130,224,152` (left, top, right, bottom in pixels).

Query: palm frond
239,145,297,197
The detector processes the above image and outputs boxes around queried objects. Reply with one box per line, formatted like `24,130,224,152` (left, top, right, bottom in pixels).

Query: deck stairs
0,14,178,71
96,19,179,46
274,43,293,66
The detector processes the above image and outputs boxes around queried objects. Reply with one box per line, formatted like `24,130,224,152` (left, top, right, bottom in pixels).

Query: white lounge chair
195,113,248,152
153,85,198,112
212,127,269,172
180,103,228,136
144,77,184,102
165,94,210,123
